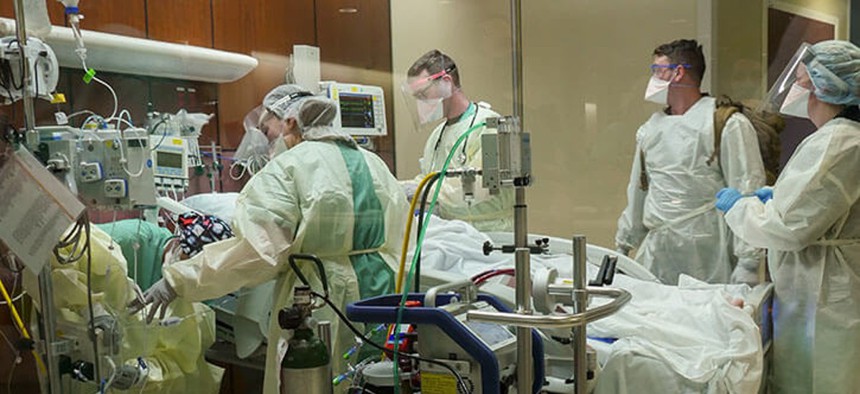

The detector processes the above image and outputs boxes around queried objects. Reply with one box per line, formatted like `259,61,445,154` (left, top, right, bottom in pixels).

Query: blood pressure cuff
177,212,235,257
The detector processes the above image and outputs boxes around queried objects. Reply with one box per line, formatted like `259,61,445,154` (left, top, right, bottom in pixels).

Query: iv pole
474,2,631,393
12,0,63,392
508,1,534,392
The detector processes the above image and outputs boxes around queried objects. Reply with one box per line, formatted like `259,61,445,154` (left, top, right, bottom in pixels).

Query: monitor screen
157,151,183,169
464,320,515,348
338,93,375,129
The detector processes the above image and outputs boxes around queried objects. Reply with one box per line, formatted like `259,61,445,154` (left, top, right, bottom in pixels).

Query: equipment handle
424,279,477,308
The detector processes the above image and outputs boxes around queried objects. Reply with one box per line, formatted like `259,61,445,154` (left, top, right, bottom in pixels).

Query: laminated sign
0,147,85,273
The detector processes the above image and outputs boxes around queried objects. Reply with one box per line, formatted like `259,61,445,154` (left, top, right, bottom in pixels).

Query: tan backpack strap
638,149,648,191
709,96,740,167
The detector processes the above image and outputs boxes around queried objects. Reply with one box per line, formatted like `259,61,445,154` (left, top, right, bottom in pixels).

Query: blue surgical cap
804,40,860,106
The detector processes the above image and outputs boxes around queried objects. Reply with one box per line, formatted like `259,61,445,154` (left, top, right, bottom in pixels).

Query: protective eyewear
649,63,690,76
760,43,816,113
265,91,314,119
407,65,456,99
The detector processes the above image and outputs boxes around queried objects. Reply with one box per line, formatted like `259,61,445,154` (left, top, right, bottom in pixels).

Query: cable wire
0,264,46,374
310,291,469,394
6,357,17,394
79,213,102,385
392,122,487,391
395,172,439,293
0,326,17,356
414,173,441,292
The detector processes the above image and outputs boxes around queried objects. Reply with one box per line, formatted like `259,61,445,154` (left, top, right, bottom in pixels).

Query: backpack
708,95,785,185
639,96,785,191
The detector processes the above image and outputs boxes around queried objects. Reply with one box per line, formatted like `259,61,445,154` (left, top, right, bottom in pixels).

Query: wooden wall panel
316,0,391,71
0,1,144,36
64,70,150,124
47,2,65,24
149,79,219,145
0,70,147,131
212,0,316,149
213,0,316,54
146,0,213,47
0,1,63,24
1,1,142,36
69,0,147,37
316,0,395,171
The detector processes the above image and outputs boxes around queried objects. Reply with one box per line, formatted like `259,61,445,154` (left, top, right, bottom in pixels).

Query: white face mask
780,83,811,119
644,75,672,104
268,137,288,159
416,98,444,124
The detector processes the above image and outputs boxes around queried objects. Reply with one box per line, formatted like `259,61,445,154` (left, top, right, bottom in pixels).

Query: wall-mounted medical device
31,126,157,210
0,36,59,104
150,135,189,192
320,81,387,136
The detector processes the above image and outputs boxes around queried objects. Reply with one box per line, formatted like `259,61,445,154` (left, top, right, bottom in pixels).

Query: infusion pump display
149,136,189,191
320,82,387,136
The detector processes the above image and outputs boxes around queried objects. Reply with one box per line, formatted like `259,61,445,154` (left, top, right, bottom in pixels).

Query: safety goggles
405,65,457,99
264,91,315,120
649,63,690,77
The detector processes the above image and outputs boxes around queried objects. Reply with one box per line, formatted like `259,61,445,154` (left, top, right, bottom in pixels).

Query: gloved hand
128,278,177,324
730,258,761,286
754,187,773,203
715,188,744,213
401,180,419,202
615,246,631,257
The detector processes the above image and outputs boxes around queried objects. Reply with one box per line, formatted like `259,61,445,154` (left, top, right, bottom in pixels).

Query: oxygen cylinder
279,286,332,394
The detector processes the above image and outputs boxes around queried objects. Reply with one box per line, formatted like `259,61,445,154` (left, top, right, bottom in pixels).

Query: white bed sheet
412,216,763,394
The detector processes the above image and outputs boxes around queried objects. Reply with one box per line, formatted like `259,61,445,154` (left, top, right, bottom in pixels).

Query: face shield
761,43,816,117
261,91,314,158
400,66,455,132
231,105,270,178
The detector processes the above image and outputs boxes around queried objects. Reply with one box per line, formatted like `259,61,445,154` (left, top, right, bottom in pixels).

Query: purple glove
715,188,743,213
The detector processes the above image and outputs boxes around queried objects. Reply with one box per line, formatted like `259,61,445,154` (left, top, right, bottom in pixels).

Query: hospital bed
415,218,773,393
177,194,772,393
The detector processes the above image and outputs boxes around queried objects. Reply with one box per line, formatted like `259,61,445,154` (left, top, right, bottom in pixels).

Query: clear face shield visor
761,43,817,114
400,67,455,132
231,105,271,178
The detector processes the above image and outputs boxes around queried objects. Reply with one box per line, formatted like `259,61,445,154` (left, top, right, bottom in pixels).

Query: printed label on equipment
0,148,85,273
421,372,458,394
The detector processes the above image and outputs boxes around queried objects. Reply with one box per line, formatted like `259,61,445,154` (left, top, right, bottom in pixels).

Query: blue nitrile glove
715,188,743,213
754,187,773,203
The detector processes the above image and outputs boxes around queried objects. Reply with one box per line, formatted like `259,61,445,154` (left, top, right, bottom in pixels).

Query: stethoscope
430,102,479,168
